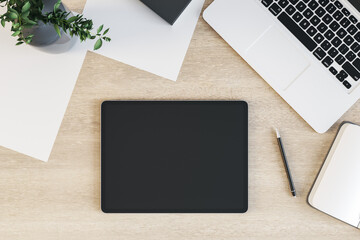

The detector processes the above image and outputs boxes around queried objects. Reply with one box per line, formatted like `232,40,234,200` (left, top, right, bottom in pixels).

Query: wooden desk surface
1,0,359,239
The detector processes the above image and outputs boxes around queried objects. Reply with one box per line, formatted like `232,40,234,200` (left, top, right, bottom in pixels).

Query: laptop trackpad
245,26,310,90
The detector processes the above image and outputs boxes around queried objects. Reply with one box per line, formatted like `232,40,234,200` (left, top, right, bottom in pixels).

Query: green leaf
8,12,18,20
22,10,30,18
8,8,18,14
93,38,102,50
1,19,5,28
53,24,61,37
103,37,111,42
67,16,77,23
11,30,20,36
22,2,31,13
97,24,103,34
16,41,24,45
12,22,20,29
54,0,61,12
23,24,35,28
25,34,34,39
103,28,109,35
22,18,37,25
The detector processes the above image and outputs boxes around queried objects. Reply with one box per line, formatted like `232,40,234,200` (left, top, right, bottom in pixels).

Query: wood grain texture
1,0,359,239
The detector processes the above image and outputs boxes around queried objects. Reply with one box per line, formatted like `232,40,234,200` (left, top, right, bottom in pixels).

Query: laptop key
329,66,338,75
340,18,350,28
341,8,350,17
307,26,317,36
300,19,310,29
351,42,360,53
347,25,357,35
314,47,326,60
334,1,343,9
269,3,282,16
331,37,342,47
328,47,339,57
354,32,360,41
310,16,321,26
303,8,313,19
286,5,296,15
278,12,317,51
336,70,348,82
349,15,358,24
324,30,335,40
343,80,352,89
317,23,328,33
262,0,274,7
339,44,349,54
330,21,340,31
322,56,333,67
326,3,336,14
343,62,360,80
345,51,356,61
323,14,333,25
336,28,347,38
296,2,306,12
321,40,331,50
315,7,326,18
333,10,344,21
319,0,329,7
335,55,346,64
279,0,289,8
314,33,325,43
353,58,360,71
308,0,319,10
293,12,303,22
344,35,354,46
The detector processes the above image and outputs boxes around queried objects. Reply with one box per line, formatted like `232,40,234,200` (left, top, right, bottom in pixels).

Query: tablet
101,101,248,213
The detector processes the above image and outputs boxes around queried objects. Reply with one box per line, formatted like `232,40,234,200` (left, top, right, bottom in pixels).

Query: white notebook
308,122,360,229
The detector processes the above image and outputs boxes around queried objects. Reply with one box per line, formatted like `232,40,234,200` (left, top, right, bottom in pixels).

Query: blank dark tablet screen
101,101,248,213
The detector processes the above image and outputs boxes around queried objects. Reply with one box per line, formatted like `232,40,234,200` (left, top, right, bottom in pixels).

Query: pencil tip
275,128,280,138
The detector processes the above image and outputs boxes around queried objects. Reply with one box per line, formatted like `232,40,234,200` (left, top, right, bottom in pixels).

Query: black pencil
275,128,296,197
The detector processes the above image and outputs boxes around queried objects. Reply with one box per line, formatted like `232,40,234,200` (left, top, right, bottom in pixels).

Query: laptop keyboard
261,0,360,91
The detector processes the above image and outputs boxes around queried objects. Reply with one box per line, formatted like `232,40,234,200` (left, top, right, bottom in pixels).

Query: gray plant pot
22,0,76,54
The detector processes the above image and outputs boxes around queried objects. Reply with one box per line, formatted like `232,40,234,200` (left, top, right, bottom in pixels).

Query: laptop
140,0,192,25
203,0,360,133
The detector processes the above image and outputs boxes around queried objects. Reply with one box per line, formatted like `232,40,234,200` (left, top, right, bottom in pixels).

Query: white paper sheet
82,0,205,81
0,25,87,161
0,0,204,161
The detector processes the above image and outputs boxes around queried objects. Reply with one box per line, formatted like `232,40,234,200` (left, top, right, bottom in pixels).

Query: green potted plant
0,0,110,50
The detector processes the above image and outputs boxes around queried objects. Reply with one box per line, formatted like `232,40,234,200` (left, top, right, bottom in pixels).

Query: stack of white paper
0,0,204,161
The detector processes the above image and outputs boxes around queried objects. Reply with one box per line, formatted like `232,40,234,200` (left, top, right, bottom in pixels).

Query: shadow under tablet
101,101,248,213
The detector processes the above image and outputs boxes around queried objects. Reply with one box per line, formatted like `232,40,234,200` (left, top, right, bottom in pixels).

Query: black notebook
101,101,248,213
140,0,192,25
